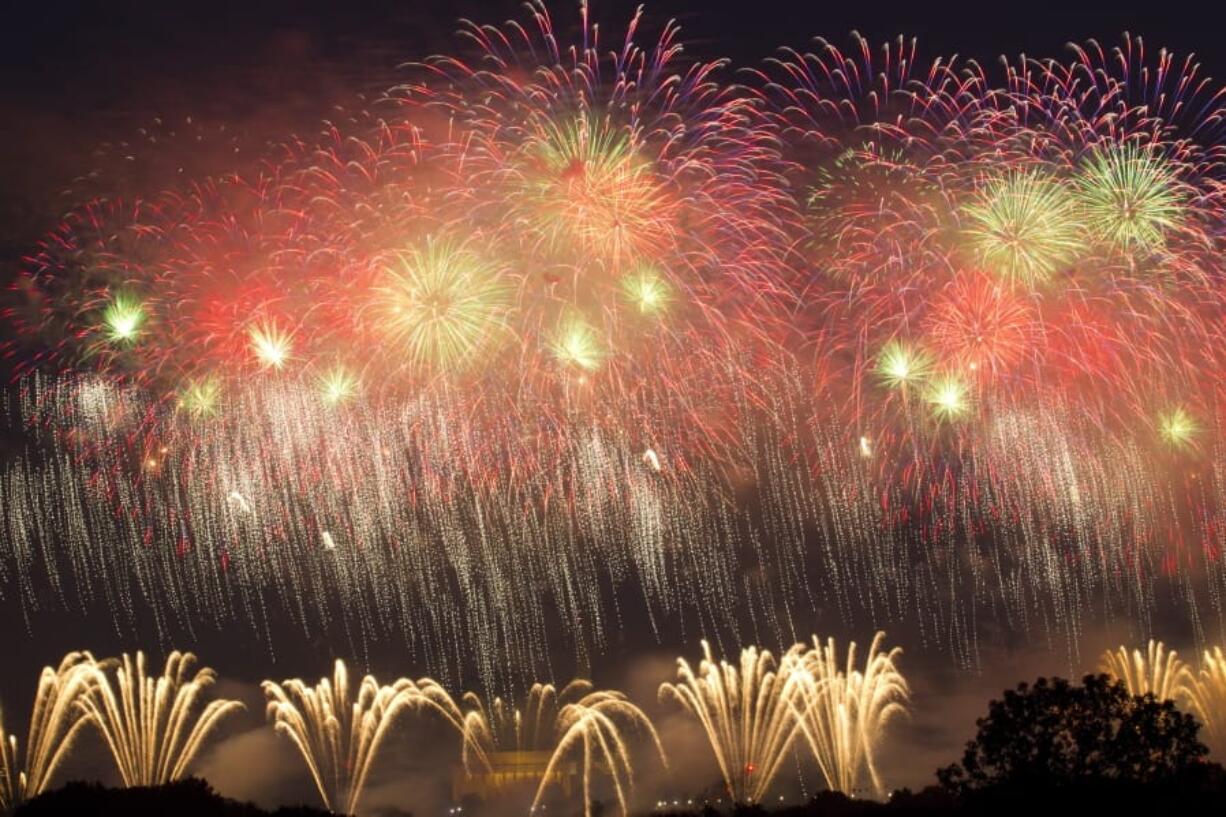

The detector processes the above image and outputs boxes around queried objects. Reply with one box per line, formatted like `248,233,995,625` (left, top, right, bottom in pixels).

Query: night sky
1,0,1222,811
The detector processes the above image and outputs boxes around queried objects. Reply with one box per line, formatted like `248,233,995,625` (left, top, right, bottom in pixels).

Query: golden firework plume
79,651,243,787
1187,647,1226,754
455,681,664,817
791,632,909,797
660,641,807,803
1098,640,1195,703
457,681,589,772
262,659,419,815
536,689,664,817
0,652,98,809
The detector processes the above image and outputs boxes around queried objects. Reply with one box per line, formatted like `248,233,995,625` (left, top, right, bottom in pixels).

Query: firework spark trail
1101,643,1226,759
660,641,808,803
1099,640,1196,704
1095,641,1226,760
534,689,665,817
445,680,665,817
78,651,244,787
791,632,909,798
0,653,98,810
262,659,420,815
458,681,593,773
3,370,1225,687
1189,647,1226,754
2,373,790,687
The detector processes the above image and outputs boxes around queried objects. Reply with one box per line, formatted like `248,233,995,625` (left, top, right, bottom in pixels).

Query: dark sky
0,0,1222,809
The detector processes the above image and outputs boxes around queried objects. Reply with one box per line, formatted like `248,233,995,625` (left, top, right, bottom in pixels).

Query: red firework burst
924,272,1043,378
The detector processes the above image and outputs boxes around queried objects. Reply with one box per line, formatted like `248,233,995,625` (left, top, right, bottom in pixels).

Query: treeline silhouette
11,673,1226,816
656,673,1226,815
11,777,338,817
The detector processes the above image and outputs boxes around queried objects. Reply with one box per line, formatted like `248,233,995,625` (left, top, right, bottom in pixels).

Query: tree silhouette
11,777,339,817
938,673,1207,796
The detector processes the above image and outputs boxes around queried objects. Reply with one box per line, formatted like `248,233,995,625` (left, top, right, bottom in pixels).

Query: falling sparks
0,5,1224,710
1189,648,1226,755
1100,640,1194,703
454,681,664,817
791,633,909,797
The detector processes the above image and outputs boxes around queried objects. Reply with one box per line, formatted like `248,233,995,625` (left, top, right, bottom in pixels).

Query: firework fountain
458,681,664,817
659,641,809,803
77,650,244,788
0,653,98,810
791,633,909,798
262,660,423,815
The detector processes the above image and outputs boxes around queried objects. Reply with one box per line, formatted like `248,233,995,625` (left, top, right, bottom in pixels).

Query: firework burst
1099,641,1195,704
874,340,934,393
962,170,1083,285
316,364,361,406
378,239,512,374
1075,142,1186,253
248,321,294,370
924,273,1041,378
924,375,972,422
512,114,677,269
100,293,147,345
1158,406,1201,450
2,8,1226,693
1189,648,1226,754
